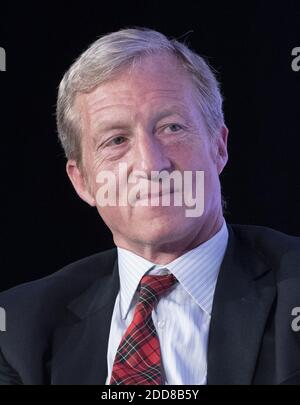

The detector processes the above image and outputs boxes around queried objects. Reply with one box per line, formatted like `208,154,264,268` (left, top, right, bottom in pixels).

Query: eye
165,123,183,133
106,136,126,146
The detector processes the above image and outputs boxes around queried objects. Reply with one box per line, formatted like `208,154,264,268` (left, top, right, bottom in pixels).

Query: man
0,28,299,385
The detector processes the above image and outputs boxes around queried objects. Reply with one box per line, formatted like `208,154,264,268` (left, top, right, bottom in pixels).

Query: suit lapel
207,225,276,384
49,257,120,384
49,224,277,384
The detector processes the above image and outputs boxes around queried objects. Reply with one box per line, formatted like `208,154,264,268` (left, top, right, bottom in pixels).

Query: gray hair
56,27,225,165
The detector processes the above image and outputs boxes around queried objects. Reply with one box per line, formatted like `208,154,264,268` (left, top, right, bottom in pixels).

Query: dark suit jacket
0,224,299,385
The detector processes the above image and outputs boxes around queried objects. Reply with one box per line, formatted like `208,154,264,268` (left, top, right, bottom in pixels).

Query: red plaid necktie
109,273,177,385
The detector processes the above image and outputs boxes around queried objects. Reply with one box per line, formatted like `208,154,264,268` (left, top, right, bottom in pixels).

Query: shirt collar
117,219,228,319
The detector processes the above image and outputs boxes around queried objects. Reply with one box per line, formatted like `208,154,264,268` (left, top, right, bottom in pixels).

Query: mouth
137,189,175,201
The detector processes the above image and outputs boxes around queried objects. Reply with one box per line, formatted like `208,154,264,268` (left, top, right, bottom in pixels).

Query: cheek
82,135,110,174
170,133,209,167
167,146,196,171
85,156,119,197
203,166,220,208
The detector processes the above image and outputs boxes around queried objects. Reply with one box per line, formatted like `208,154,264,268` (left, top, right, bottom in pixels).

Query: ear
215,125,229,175
66,160,96,207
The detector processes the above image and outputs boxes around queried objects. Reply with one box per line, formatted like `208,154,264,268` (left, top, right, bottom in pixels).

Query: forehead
75,53,197,119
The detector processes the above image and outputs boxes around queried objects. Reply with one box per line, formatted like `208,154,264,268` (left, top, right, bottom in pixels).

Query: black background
0,1,299,291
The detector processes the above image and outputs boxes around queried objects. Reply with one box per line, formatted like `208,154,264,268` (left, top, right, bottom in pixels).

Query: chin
134,213,190,244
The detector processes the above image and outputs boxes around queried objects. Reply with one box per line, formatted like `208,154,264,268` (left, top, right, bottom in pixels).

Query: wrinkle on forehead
74,53,200,137
83,53,192,107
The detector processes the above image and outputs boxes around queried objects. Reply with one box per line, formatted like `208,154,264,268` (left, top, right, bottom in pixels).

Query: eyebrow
91,120,131,143
93,120,130,132
91,105,189,141
153,108,187,122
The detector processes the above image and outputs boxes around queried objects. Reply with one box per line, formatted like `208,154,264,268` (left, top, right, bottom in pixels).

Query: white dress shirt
106,220,228,385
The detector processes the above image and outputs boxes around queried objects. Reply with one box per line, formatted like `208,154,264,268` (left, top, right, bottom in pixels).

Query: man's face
67,53,228,252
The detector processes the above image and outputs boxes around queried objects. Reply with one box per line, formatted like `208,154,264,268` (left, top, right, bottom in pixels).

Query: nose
133,131,172,176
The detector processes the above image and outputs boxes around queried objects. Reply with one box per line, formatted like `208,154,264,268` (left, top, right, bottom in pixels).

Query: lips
137,189,175,200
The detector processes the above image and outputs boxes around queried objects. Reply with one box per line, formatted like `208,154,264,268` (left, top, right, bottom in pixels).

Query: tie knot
137,273,177,310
